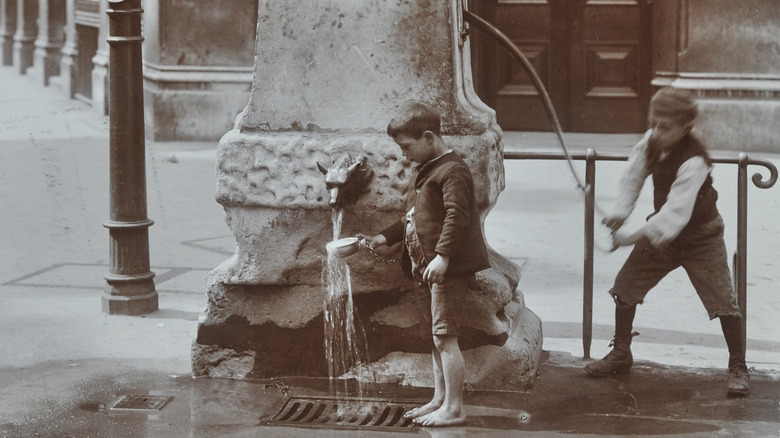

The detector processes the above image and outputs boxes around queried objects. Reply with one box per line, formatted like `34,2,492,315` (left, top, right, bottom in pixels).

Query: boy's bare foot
413,407,466,427
403,401,441,420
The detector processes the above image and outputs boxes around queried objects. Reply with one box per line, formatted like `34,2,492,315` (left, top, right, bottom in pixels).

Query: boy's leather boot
727,354,750,397
585,297,637,377
721,315,749,396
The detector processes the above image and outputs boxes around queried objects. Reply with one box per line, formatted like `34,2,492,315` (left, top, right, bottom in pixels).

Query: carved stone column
32,0,66,86
193,0,542,390
58,0,77,98
12,0,37,74
0,0,16,65
91,0,109,115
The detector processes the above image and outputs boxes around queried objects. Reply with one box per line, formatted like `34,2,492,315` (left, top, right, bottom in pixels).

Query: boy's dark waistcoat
650,133,719,231
380,152,491,279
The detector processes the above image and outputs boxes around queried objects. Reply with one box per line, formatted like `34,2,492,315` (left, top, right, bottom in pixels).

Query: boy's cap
650,87,698,119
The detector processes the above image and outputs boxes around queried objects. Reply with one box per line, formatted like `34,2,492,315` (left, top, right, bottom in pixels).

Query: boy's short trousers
611,215,740,319
415,274,472,337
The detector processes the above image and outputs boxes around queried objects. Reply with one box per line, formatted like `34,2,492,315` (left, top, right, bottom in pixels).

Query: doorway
469,0,653,133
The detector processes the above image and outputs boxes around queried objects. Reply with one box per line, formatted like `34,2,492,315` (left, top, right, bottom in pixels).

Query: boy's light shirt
614,129,712,246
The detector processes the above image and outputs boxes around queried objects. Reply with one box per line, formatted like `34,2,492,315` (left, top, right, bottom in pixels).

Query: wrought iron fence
503,149,778,359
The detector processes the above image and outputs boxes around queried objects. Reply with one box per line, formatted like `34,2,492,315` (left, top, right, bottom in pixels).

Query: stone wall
141,0,257,141
653,0,780,152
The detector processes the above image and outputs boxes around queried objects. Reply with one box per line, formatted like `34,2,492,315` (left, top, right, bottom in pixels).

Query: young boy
359,101,490,426
585,87,749,397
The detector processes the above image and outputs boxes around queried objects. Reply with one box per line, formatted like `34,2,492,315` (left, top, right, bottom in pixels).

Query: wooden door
470,0,652,133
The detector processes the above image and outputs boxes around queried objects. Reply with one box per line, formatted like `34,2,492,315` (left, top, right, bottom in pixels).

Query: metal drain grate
110,395,173,413
267,396,422,432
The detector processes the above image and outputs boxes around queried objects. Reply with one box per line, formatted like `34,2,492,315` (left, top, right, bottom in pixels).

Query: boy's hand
611,228,642,248
602,215,626,231
356,233,387,250
423,254,449,285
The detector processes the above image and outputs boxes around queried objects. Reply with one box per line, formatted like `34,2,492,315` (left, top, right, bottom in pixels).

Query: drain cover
267,396,422,432
110,395,172,412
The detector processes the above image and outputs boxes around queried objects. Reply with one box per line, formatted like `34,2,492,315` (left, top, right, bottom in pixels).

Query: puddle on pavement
2,363,779,437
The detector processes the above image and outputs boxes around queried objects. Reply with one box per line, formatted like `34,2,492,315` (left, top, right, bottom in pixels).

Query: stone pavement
1,64,779,436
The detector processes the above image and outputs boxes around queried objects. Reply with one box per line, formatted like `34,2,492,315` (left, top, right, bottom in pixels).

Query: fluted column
32,0,66,86
58,0,76,97
12,0,37,74
91,0,109,114
0,0,17,65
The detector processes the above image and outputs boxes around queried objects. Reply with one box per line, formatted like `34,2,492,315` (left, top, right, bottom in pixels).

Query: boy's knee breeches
429,274,472,337
610,218,739,318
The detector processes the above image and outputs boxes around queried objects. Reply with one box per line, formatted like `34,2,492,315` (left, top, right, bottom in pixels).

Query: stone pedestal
192,1,543,390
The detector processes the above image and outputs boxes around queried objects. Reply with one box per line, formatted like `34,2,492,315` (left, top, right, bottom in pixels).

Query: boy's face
393,132,435,164
648,110,692,153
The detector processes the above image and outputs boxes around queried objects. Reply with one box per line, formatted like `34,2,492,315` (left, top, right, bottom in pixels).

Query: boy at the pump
359,101,490,426
587,87,749,397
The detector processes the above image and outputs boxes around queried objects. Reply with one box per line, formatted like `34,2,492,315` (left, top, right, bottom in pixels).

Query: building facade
1,0,257,141
1,0,777,149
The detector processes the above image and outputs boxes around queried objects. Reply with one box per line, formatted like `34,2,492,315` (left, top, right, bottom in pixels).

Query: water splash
323,208,375,400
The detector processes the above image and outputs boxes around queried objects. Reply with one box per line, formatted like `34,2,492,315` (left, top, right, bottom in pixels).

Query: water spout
317,154,374,208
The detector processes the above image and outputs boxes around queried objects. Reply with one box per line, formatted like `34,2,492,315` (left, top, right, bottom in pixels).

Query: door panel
568,0,651,132
470,0,651,133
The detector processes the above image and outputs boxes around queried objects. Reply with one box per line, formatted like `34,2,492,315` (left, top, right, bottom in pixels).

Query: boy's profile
586,87,749,397
359,100,490,426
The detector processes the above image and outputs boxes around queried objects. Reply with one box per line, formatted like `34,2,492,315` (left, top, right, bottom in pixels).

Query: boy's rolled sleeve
380,219,405,247
612,130,652,220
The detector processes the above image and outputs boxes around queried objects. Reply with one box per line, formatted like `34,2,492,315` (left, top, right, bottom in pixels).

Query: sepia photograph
1,0,778,436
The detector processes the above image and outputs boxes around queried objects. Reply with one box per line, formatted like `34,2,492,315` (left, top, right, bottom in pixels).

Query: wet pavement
1,63,780,437
2,353,779,437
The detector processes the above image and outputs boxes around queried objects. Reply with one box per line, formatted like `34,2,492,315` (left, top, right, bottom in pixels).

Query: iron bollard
102,0,157,315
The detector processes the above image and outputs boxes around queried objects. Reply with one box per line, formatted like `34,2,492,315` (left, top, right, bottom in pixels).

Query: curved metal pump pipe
463,9,609,219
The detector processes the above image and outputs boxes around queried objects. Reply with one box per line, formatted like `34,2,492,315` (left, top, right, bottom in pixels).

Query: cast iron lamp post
102,0,157,314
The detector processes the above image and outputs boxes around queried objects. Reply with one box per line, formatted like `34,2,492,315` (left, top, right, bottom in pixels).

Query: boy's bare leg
414,335,466,426
404,348,445,419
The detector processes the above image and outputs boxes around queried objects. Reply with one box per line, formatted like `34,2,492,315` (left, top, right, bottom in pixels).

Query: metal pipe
463,9,591,198
102,0,157,315
583,149,596,359
737,153,748,354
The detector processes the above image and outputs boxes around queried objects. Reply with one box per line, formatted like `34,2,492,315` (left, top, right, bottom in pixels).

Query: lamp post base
102,272,158,315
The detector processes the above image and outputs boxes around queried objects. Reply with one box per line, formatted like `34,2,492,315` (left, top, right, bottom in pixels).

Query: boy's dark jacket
380,151,491,279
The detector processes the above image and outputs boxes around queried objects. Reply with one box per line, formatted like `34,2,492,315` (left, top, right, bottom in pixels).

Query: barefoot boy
586,87,749,397
359,101,490,426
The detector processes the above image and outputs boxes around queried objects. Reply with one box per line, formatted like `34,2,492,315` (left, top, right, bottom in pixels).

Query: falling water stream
323,208,376,404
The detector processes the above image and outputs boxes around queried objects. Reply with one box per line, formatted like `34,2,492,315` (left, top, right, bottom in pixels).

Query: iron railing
503,149,778,359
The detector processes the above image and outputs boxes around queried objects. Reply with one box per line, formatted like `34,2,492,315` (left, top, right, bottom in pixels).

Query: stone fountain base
190,126,543,390
192,255,543,390
346,294,542,390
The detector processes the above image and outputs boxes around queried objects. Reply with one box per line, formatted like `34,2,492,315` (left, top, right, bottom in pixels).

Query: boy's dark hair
387,101,441,139
649,87,698,124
